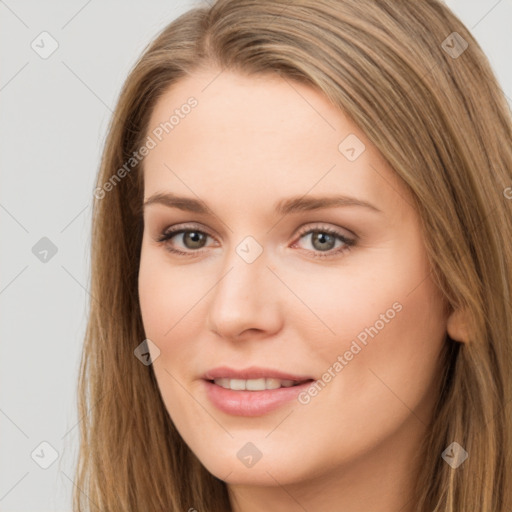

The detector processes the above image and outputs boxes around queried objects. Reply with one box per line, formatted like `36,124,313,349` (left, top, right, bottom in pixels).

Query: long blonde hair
74,1,512,510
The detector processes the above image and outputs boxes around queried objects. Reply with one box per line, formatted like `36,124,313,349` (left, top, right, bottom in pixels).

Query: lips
202,366,315,416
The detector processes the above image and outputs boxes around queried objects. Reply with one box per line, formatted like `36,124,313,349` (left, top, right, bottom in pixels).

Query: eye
156,222,356,259
156,224,216,256
291,224,355,259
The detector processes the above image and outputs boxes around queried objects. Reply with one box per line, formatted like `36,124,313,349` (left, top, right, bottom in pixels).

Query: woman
76,0,512,510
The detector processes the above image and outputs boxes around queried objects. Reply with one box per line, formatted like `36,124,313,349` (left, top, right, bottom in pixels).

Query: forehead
142,69,410,217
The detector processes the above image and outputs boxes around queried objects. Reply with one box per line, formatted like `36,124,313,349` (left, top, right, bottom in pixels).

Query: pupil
313,232,334,251
185,231,205,248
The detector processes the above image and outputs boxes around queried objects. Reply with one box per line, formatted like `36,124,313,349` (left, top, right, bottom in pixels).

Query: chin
188,439,318,487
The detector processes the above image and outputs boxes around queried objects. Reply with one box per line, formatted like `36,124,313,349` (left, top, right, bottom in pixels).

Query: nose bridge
213,235,267,309
206,234,280,338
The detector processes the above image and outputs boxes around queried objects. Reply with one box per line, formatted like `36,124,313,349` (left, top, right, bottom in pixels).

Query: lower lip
203,379,314,417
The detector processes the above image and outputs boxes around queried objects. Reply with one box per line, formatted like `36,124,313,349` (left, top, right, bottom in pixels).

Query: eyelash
156,223,356,259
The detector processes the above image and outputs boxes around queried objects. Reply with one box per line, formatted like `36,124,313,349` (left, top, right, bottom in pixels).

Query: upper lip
203,366,314,382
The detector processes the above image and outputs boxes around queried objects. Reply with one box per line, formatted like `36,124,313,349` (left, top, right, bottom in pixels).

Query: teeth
246,378,266,390
213,378,298,390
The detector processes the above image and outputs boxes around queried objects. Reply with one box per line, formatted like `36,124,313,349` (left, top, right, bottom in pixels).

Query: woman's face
138,69,450,488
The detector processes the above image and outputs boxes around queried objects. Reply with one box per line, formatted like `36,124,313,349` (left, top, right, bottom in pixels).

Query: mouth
207,377,313,391
201,367,316,416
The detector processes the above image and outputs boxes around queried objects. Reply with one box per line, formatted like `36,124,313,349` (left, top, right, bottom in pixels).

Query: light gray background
1,1,511,510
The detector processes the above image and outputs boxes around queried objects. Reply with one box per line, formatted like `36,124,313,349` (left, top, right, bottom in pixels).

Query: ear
446,308,470,343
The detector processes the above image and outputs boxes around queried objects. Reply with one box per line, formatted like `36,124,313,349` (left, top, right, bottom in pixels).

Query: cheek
138,244,218,384
268,251,439,369
138,245,201,340
138,248,205,419
305,249,447,433
283,236,447,405
312,237,446,363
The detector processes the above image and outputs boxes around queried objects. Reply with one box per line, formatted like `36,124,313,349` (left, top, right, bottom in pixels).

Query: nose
206,242,283,341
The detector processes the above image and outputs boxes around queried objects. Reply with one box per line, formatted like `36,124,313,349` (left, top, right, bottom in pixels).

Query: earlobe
446,308,470,343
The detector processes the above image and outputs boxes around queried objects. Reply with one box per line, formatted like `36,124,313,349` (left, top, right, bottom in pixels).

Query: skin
138,68,465,512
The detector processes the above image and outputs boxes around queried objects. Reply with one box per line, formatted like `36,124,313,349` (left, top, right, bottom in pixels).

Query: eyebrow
143,192,382,215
